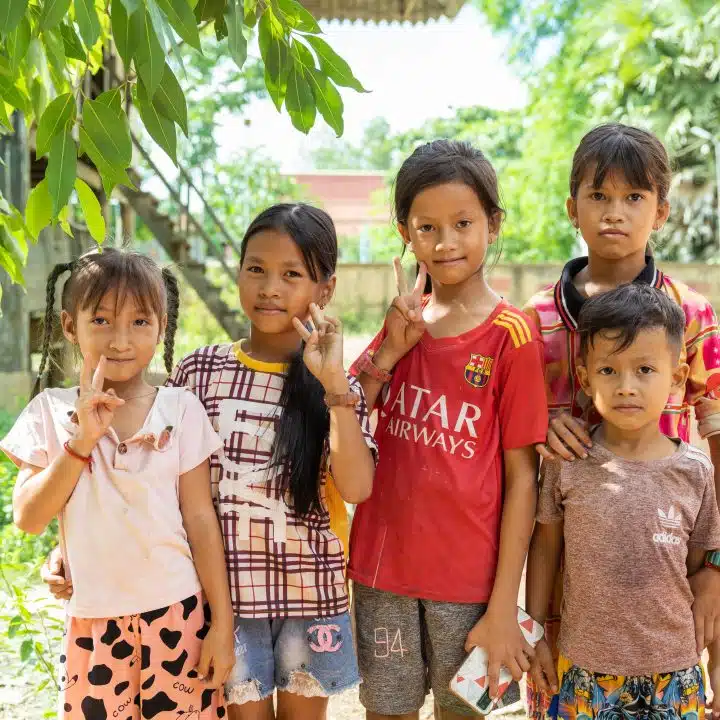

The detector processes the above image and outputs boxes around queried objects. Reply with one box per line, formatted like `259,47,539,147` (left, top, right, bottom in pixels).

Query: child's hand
40,546,73,601
74,355,124,453
293,304,349,394
689,567,720,652
465,611,534,699
529,638,559,696
536,412,592,462
381,258,427,361
196,623,235,690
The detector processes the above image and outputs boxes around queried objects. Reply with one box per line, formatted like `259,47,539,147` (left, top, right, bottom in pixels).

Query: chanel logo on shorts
307,624,342,653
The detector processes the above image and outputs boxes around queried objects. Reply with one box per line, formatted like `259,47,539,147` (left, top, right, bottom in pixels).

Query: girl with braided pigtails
3,248,234,719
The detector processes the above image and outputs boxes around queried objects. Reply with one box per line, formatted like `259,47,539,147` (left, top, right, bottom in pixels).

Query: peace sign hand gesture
293,304,350,394
74,355,124,454
383,258,427,360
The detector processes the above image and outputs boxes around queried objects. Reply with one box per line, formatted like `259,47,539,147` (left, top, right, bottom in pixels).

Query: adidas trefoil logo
658,506,681,529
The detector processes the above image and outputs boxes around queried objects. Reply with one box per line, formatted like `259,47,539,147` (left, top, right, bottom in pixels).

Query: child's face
238,229,333,336
567,168,670,261
398,182,499,288
61,292,165,384
577,327,688,433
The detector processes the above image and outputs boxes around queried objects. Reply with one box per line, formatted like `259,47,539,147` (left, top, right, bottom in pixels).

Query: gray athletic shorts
354,582,521,716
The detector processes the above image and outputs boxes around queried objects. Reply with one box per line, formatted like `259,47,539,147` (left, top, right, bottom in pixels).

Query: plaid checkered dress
167,342,377,618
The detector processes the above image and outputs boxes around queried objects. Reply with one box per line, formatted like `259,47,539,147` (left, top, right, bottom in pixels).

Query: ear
488,210,503,244
671,360,689,394
319,275,336,308
577,362,591,394
60,310,76,344
654,200,671,231
158,313,168,344
566,196,579,228
397,222,413,252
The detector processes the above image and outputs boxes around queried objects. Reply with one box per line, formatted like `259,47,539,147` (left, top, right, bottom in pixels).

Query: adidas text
653,532,681,546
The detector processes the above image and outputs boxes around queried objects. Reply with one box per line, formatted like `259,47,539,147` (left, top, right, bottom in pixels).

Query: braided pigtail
161,267,180,374
31,262,74,400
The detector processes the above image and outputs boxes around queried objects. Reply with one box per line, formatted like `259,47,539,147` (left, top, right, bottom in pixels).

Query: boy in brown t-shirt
526,283,720,720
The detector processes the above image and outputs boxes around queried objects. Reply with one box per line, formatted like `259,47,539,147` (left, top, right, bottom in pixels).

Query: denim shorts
226,612,360,705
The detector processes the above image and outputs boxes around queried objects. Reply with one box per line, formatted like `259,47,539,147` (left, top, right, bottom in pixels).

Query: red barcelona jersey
348,300,548,602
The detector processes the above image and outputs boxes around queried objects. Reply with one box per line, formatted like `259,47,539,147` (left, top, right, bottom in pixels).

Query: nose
258,273,281,299
434,226,459,252
603,197,625,224
109,326,131,352
616,372,638,396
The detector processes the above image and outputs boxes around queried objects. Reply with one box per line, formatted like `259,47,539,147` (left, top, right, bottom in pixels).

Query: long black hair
240,203,337,515
32,248,180,399
394,139,505,292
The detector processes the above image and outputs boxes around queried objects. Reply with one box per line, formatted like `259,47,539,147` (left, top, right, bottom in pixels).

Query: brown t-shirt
538,440,720,675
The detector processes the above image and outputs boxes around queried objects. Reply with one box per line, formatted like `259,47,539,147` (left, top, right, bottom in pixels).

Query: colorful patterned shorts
59,592,226,719
550,655,706,720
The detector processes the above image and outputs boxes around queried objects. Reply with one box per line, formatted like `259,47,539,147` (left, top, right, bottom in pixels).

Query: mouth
433,257,466,266
106,358,134,364
613,405,644,413
599,229,628,238
254,306,285,315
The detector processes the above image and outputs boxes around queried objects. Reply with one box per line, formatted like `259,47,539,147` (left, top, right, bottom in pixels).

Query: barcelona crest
465,353,493,388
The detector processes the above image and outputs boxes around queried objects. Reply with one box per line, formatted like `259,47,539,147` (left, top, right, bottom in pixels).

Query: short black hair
570,123,671,203
578,283,685,360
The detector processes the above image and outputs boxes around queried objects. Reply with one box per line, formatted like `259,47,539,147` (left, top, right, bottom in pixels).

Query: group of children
2,123,720,720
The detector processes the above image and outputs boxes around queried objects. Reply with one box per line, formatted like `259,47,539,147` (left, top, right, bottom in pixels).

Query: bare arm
355,343,401,413
179,459,234,688
526,520,564,624
13,455,86,535
707,435,720,511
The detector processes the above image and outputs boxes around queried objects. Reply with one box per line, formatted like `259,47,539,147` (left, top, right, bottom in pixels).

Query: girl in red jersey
350,140,548,720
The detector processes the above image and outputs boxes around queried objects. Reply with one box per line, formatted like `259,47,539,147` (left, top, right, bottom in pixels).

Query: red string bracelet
63,440,93,473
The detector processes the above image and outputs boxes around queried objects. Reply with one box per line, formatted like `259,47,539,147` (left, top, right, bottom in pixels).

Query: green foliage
0,0,364,289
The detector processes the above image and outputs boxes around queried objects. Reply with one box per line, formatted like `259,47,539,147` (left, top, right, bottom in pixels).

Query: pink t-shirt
537,440,720,675
1,386,223,618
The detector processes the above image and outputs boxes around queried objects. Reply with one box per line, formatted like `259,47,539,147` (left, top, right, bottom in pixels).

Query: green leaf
60,22,86,61
224,0,247,70
156,0,201,51
74,178,106,244
0,227,26,285
19,638,33,663
79,126,133,196
31,77,48,120
259,9,289,111
304,35,367,93
96,87,123,115
118,0,140,11
0,0,29,35
110,0,136,70
0,77,30,114
47,130,76,218
41,28,69,93
307,67,343,136
40,0,72,30
25,179,53,241
58,203,73,236
134,81,177,162
132,5,165,97
285,64,315,134
7,17,32,73
75,0,102,48
0,100,11,131
276,0,321,34
194,0,224,22
36,92,75,157
244,0,256,28
7,615,22,638
214,12,227,40
154,63,188,135
81,97,132,168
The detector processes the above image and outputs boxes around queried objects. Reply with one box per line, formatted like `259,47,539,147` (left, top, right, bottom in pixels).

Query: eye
285,270,303,279
598,366,614,376
418,224,434,233
590,192,605,201
134,318,150,327
456,220,472,229
628,193,644,202
638,365,654,375
91,317,109,326
246,265,263,274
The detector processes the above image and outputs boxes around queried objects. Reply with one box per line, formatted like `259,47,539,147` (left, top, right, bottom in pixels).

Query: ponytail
271,345,329,515
31,262,74,400
161,267,180,374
